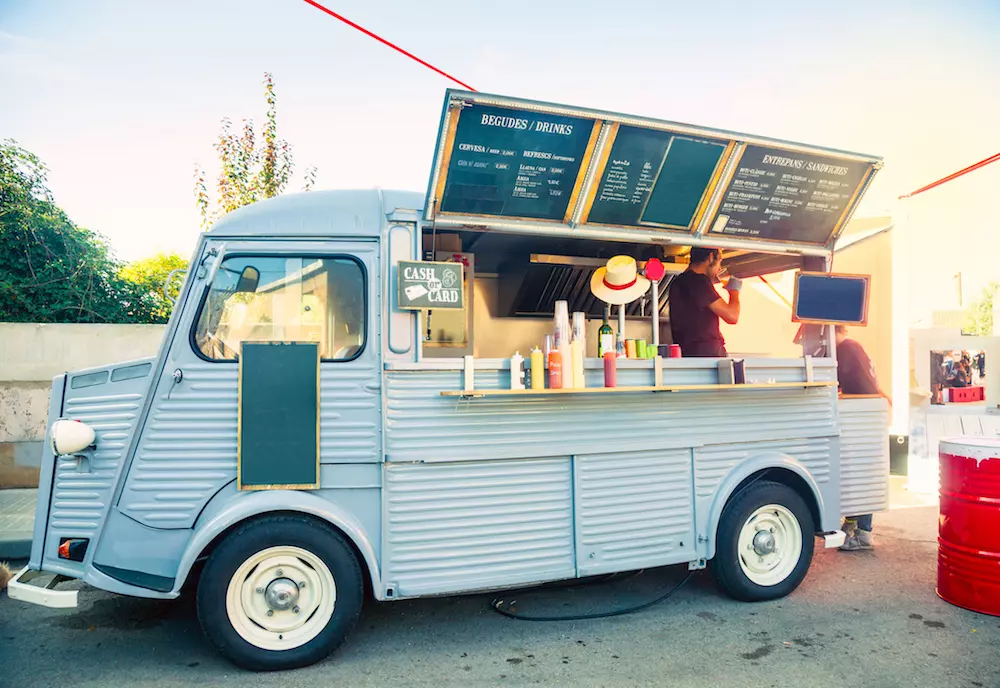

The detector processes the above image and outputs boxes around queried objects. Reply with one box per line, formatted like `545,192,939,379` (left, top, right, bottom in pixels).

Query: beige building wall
0,323,166,487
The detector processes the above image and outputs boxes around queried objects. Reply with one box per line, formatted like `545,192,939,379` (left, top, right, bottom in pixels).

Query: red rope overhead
302,0,477,92
899,152,1000,199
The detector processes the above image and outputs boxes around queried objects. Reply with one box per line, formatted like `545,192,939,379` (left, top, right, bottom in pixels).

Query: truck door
116,241,381,530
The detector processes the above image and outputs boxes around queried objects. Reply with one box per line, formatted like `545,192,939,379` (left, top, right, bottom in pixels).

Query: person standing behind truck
835,324,891,551
668,247,741,357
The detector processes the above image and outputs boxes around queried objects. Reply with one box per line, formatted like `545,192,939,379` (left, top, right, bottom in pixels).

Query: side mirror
236,266,260,293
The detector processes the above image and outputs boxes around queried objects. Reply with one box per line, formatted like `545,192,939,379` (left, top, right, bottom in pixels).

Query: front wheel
196,515,364,671
711,480,815,602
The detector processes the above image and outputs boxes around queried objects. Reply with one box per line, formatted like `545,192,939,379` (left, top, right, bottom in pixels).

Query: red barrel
938,437,1000,616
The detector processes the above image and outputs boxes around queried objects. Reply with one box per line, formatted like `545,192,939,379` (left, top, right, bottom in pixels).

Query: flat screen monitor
792,272,870,325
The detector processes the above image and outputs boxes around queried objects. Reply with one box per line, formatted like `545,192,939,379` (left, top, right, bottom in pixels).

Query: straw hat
590,255,650,305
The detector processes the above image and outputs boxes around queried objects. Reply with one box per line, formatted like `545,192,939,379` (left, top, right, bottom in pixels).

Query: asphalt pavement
1,503,997,688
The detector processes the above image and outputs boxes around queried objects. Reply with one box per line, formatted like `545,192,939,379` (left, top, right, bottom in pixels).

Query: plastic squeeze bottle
548,349,563,390
571,339,585,388
603,352,617,388
510,351,525,390
530,347,545,390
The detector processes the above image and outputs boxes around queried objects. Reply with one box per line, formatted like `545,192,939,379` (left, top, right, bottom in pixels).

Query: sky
2,0,999,316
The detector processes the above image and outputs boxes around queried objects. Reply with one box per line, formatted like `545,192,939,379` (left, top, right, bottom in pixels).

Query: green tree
1,140,123,322
0,139,179,324
964,281,1000,336
194,72,316,229
119,252,189,322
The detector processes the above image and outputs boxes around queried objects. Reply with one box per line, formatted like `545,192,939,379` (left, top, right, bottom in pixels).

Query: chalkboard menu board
709,145,871,244
427,91,882,249
793,272,870,325
586,126,727,229
238,342,319,491
439,105,595,220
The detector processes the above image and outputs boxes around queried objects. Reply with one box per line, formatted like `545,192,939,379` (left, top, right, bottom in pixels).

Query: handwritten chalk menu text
439,105,593,220
397,261,465,310
587,126,727,229
710,145,871,244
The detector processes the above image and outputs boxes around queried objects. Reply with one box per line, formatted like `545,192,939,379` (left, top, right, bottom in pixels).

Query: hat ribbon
603,276,637,291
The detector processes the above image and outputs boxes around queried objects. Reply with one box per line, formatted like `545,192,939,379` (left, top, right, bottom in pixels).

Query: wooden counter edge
441,381,837,398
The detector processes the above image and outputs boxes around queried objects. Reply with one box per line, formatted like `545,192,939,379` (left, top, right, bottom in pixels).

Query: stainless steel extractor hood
498,254,682,318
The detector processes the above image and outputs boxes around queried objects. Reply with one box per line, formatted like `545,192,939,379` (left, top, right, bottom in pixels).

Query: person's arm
708,278,742,325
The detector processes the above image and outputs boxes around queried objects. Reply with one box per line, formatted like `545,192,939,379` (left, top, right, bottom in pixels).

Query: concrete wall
0,323,166,487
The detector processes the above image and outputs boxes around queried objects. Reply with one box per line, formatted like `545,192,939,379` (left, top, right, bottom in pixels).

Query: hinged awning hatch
424,90,882,258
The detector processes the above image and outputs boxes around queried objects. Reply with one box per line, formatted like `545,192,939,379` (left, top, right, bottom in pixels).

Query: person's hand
725,277,743,293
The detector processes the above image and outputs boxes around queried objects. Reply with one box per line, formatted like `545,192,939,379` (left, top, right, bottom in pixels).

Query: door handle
363,382,381,394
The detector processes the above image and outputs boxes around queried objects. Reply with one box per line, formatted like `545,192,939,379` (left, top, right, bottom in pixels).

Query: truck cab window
193,256,365,361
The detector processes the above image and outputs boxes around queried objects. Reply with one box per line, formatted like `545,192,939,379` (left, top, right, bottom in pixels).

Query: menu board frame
424,90,882,253
791,271,871,326
702,143,878,247
428,100,603,224
576,122,735,233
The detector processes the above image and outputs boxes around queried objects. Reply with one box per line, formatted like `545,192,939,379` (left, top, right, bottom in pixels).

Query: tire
710,480,815,602
196,514,364,671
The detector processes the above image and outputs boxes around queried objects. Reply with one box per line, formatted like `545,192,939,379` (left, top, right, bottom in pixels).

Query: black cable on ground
490,570,695,622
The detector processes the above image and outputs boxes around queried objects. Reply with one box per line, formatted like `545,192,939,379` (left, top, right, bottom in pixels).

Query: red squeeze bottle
548,350,563,389
603,352,617,388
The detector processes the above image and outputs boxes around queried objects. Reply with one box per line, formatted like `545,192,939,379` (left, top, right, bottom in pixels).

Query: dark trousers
847,514,873,532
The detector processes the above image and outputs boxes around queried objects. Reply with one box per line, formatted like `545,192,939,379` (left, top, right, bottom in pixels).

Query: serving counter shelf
441,380,836,399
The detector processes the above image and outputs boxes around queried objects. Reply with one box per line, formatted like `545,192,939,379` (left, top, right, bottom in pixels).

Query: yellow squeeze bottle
530,347,545,389
571,339,585,388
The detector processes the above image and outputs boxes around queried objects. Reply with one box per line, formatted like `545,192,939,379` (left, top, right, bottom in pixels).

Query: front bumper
7,567,79,608
823,530,847,549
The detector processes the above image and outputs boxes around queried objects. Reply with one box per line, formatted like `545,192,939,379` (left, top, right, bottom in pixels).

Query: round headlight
51,419,96,456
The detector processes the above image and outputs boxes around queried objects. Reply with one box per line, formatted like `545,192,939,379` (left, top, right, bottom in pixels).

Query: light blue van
10,92,889,671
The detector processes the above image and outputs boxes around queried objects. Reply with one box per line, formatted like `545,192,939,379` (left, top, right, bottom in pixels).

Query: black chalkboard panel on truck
438,104,598,221
586,125,729,230
427,90,881,251
708,145,873,245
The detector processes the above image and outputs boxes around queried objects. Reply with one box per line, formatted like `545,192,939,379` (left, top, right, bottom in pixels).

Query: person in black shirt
836,324,890,551
668,247,741,357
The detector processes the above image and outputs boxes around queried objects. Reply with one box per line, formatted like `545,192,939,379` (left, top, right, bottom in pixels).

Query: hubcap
737,504,803,587
752,530,776,556
225,546,337,651
265,578,300,611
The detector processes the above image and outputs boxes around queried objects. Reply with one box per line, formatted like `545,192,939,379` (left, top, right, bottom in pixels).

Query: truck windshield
193,255,366,361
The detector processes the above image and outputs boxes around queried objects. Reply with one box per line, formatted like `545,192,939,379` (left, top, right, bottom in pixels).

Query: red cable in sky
899,152,1000,199
302,0,477,92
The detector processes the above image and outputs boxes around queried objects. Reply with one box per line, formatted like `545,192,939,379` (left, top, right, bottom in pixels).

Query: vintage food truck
10,90,889,671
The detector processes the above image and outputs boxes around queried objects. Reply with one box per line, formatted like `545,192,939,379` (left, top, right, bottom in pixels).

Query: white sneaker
839,529,874,551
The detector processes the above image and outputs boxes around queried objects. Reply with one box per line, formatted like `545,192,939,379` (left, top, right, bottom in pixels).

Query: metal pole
619,304,626,342
651,280,660,348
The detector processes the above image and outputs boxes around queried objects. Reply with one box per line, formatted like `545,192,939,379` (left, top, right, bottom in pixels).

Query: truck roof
205,189,425,238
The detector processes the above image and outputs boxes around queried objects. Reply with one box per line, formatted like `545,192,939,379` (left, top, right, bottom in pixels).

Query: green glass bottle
598,305,614,358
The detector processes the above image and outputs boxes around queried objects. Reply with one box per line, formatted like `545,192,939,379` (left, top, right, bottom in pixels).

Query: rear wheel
711,480,814,602
196,515,363,671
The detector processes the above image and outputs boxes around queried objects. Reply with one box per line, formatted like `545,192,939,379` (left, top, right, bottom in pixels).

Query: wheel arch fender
704,451,824,561
172,489,381,597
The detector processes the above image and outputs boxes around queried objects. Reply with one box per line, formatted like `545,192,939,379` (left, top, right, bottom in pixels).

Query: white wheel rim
737,504,802,587
225,546,336,651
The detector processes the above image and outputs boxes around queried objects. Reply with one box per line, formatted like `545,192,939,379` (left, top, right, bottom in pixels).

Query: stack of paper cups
553,301,571,389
